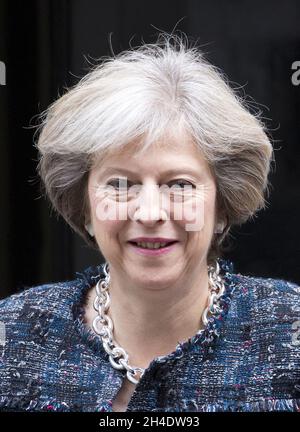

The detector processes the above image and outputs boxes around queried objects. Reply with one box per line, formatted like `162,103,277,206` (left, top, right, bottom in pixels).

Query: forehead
92,132,210,173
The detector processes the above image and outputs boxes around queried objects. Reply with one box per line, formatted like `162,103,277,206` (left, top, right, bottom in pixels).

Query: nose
131,183,168,226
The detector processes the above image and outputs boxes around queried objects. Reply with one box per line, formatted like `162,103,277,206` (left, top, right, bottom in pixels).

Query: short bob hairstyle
34,32,274,266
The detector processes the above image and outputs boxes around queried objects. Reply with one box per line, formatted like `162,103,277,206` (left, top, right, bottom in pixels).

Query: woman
0,32,299,412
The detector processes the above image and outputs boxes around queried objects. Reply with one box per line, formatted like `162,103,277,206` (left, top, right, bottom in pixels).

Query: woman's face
87,133,218,288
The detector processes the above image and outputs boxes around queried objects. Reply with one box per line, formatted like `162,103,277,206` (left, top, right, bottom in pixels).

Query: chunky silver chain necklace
92,260,225,385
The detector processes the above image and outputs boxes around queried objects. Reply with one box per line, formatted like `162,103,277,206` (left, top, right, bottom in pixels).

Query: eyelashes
106,178,196,190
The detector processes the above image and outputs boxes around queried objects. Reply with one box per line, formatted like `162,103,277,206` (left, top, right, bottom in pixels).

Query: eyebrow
100,167,202,177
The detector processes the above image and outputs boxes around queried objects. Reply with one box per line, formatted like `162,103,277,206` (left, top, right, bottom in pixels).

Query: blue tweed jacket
0,259,299,412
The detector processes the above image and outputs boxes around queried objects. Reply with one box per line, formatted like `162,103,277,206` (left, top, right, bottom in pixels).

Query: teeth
136,241,168,249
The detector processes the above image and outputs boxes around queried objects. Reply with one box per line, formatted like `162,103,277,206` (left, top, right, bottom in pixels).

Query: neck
84,262,210,370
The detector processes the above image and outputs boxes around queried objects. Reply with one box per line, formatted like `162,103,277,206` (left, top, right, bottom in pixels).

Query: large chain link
92,260,225,384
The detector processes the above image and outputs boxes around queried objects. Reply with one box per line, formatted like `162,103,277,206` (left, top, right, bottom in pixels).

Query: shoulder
231,271,300,312
0,279,78,325
227,269,300,350
220,258,300,334
0,280,82,365
0,263,104,343
0,262,106,316
219,259,300,313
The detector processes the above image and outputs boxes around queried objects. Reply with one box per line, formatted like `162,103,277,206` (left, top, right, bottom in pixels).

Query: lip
127,241,179,256
128,237,177,243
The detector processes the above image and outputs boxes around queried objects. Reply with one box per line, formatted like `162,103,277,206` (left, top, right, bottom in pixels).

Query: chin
131,268,178,287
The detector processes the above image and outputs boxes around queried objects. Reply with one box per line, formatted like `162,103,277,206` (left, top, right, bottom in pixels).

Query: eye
168,179,196,189
106,178,132,189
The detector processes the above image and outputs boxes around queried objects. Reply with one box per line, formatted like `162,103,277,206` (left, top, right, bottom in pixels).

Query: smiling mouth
128,241,178,250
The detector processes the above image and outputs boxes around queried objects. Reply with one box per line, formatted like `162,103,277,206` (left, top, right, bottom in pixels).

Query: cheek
172,190,216,233
91,194,127,239
90,187,122,223
184,201,204,230
172,199,206,233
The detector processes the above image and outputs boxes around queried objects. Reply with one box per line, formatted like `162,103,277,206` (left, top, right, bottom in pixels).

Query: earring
214,221,225,234
85,222,95,237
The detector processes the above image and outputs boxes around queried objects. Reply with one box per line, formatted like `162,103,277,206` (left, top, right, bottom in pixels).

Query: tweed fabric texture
0,259,299,412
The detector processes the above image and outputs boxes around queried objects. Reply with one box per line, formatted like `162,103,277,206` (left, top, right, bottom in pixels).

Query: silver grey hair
34,31,274,265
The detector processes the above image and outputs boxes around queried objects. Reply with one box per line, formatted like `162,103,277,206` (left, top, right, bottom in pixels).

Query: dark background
0,0,299,299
